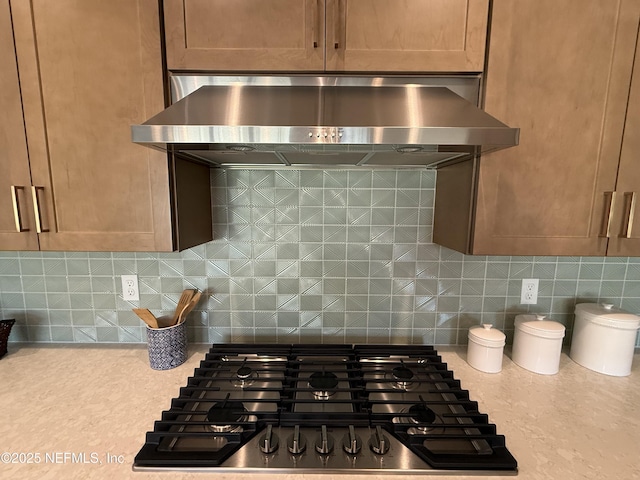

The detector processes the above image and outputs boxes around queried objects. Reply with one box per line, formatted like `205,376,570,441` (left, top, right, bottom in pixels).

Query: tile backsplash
1,169,639,346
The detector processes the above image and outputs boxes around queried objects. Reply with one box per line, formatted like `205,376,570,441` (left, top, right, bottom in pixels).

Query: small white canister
512,314,565,375
570,303,640,377
467,324,506,373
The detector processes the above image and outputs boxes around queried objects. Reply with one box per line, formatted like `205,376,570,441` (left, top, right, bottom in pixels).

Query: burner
231,358,258,387
206,399,248,433
408,403,437,425
386,360,417,391
392,364,414,382
308,371,338,399
237,365,253,379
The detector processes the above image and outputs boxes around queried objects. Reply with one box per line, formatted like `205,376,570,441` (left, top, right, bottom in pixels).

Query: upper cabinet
607,30,640,256
0,2,38,251
434,0,640,256
2,0,212,252
325,0,489,72
163,0,489,72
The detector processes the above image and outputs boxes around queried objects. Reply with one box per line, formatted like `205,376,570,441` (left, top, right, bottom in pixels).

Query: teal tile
371,207,395,226
324,188,348,208
579,262,604,280
438,296,460,313
348,171,372,189
390,313,413,329
45,276,68,293
346,295,368,312
66,259,90,275
460,296,483,312
74,326,97,342
394,226,418,243
51,326,74,342
434,329,457,344
0,276,22,292
27,326,51,342
24,292,47,309
19,259,44,275
396,189,419,208
412,328,435,344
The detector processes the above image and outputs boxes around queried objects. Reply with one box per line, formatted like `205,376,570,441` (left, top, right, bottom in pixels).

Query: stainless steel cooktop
133,344,517,474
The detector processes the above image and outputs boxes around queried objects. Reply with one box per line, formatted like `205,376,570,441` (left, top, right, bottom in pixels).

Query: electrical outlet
520,278,539,305
121,274,139,302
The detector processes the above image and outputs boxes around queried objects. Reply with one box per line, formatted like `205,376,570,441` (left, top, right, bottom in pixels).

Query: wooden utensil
133,308,159,329
177,291,202,325
171,289,196,324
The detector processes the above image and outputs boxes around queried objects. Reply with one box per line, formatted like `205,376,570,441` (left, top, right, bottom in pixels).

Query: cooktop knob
259,424,279,454
369,426,390,455
314,425,334,455
342,425,362,455
287,425,307,455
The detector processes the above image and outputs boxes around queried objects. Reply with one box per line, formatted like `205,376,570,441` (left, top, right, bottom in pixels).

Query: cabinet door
470,0,640,256
607,33,640,256
164,0,325,71
325,0,488,72
0,1,38,250
11,0,173,251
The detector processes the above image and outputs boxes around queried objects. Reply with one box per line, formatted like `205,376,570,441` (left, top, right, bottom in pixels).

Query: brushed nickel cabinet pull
334,0,342,49
10,185,29,232
312,0,320,48
619,192,636,238
599,191,616,238
31,185,49,233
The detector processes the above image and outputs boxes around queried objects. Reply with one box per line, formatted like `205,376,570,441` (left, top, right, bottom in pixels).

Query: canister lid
468,324,506,347
515,314,566,339
575,303,640,330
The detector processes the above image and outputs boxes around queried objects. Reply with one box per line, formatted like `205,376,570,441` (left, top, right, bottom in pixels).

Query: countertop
1,344,638,480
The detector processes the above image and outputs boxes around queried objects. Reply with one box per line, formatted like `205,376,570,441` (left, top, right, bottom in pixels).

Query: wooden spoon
133,308,159,329
171,289,196,324
177,291,202,325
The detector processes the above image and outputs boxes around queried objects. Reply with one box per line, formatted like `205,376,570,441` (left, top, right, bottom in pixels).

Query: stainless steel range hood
132,76,519,168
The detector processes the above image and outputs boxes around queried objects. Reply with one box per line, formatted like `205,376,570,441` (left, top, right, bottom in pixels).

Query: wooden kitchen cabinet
325,0,489,72
164,0,325,71
4,0,211,252
607,31,640,256
163,0,488,72
434,0,640,256
0,1,38,250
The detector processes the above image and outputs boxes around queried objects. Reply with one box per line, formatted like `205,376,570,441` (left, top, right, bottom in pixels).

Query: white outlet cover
520,278,539,305
121,274,139,302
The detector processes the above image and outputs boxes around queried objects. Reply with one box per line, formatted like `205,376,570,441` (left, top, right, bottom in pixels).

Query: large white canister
512,314,566,375
467,324,506,373
570,303,640,377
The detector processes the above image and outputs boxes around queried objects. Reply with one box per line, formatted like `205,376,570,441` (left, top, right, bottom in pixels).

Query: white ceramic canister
512,314,565,375
569,303,640,377
467,324,506,373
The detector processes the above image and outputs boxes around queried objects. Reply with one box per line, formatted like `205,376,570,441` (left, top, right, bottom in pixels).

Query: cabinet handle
619,192,636,238
334,0,343,49
31,186,49,233
599,191,616,238
312,0,319,48
10,185,29,232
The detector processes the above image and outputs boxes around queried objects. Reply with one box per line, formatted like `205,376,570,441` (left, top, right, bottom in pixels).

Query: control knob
315,425,334,455
342,425,362,455
287,425,306,454
259,424,279,454
369,425,390,455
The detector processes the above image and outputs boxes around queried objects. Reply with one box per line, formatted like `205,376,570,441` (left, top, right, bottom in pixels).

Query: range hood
132,76,519,168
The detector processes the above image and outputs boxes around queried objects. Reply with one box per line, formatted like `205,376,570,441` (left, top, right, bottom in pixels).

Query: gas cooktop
133,344,517,474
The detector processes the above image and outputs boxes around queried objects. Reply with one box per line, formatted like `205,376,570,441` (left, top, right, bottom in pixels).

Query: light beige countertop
1,344,638,480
